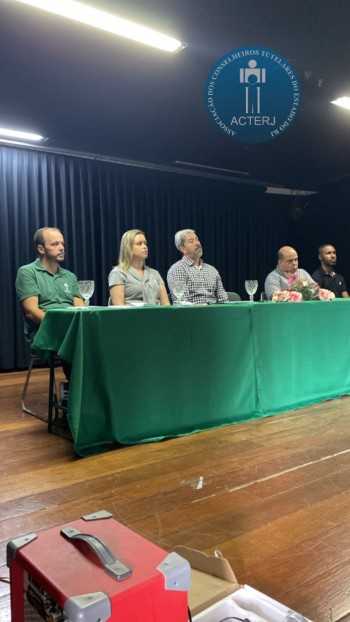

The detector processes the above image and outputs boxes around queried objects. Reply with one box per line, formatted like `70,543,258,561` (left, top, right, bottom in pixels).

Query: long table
32,300,350,456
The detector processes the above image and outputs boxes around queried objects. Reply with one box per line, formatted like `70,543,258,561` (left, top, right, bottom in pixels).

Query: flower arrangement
272,274,335,302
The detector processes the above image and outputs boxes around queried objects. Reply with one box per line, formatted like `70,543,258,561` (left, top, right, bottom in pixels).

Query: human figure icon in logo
239,59,266,114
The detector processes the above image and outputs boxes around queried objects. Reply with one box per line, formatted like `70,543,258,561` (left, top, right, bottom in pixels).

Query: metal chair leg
22,352,69,435
21,355,48,422
22,353,61,427
21,355,35,413
48,352,56,433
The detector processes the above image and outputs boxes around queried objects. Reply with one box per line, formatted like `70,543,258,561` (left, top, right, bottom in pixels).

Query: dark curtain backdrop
0,145,293,370
290,181,350,285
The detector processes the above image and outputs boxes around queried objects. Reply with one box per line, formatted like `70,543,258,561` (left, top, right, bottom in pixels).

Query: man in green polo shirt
16,227,84,391
16,227,84,343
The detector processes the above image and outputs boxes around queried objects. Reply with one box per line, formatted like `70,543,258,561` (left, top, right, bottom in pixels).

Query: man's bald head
278,246,298,275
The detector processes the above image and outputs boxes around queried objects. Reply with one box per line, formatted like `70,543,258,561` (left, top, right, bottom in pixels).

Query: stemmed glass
172,281,186,305
245,279,258,302
78,280,95,307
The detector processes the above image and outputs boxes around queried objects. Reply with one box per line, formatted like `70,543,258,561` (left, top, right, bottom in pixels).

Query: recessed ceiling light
265,186,317,195
12,0,185,53
0,128,44,141
331,97,350,111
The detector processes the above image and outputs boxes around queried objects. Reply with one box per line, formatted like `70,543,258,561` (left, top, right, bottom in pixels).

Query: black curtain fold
0,146,292,371
289,183,350,283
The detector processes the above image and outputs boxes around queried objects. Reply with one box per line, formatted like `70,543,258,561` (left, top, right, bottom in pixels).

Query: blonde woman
108,229,170,306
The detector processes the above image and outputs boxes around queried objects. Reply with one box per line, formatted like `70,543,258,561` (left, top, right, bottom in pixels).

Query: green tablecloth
251,299,350,412
32,300,350,456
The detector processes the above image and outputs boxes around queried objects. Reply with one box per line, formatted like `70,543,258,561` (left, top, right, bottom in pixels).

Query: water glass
245,279,258,302
172,281,186,305
78,280,95,306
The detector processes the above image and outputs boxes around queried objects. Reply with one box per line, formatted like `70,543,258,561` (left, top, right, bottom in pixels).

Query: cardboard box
175,546,312,622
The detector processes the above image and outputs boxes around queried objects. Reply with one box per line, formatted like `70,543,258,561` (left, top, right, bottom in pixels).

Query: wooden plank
1,369,350,621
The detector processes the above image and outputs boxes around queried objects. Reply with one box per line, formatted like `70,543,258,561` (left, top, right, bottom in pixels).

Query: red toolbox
7,510,190,622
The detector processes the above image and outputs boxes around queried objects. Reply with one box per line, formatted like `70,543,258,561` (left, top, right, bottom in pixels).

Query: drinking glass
78,280,95,306
172,281,186,305
245,279,258,302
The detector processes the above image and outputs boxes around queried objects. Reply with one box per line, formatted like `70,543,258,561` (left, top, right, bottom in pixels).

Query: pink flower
288,291,303,302
272,290,282,302
287,274,298,286
272,290,291,302
293,277,309,289
318,288,335,300
279,290,291,302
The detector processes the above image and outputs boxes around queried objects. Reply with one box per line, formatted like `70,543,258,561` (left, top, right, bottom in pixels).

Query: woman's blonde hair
118,229,145,270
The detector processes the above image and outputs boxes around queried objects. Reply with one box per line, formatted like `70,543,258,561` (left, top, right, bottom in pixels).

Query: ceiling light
265,186,317,195
0,127,44,141
12,0,185,53
0,138,39,147
331,97,350,111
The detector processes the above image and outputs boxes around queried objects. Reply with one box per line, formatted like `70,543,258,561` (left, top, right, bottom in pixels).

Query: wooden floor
2,370,350,621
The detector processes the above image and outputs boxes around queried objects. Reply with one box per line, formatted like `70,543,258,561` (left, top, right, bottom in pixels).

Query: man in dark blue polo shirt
312,244,349,298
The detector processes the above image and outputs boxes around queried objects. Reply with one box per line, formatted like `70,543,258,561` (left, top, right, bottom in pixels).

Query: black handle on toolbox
61,526,132,581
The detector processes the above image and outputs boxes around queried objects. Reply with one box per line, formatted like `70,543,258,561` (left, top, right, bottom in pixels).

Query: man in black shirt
312,244,349,298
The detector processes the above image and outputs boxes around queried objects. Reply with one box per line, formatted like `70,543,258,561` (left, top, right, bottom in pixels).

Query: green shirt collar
33,258,68,276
